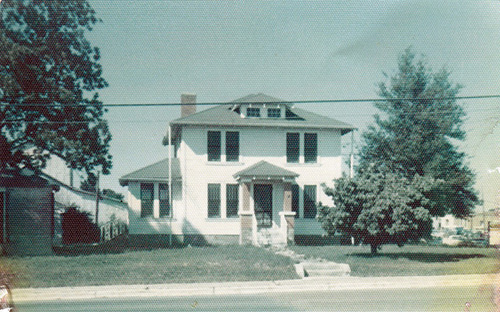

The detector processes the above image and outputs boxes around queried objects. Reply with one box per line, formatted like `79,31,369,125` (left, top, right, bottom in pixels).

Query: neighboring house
0,168,58,256
433,210,500,234
40,155,128,245
120,93,355,246
432,214,468,232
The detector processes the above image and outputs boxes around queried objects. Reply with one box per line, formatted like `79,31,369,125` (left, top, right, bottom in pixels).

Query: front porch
233,161,298,246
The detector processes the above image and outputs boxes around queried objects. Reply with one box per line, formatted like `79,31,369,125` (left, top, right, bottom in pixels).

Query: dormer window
246,107,260,117
267,108,281,118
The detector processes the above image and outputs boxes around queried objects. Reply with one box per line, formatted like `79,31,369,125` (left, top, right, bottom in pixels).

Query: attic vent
229,105,240,114
285,107,302,119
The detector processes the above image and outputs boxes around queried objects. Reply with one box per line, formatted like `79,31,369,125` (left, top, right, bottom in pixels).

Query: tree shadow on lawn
350,252,488,263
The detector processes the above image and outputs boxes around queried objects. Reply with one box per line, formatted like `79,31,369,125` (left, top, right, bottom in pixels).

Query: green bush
61,206,100,244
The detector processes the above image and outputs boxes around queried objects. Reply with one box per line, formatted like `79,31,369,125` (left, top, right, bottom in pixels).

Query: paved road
15,285,496,312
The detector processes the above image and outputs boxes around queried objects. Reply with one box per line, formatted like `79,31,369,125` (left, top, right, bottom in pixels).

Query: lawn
1,244,498,288
0,245,298,288
290,244,500,277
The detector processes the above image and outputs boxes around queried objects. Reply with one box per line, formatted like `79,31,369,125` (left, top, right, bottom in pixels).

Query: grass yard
0,245,298,288
1,244,498,288
291,244,500,277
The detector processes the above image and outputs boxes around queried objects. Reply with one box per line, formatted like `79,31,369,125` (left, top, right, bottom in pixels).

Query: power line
1,94,499,108
2,107,499,125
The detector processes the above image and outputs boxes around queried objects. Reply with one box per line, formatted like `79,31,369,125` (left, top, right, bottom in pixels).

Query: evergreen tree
0,0,112,175
359,48,478,218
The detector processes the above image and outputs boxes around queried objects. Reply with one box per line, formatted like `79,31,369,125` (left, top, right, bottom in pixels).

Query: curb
12,274,498,303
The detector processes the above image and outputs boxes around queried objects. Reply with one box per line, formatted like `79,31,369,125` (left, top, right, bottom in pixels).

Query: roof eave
119,177,182,187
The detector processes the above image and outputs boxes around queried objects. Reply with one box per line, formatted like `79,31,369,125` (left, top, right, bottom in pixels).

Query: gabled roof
231,93,284,103
0,168,59,190
233,161,299,181
166,93,356,144
119,158,181,186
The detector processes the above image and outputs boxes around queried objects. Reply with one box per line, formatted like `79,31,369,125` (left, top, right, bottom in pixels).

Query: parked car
470,238,488,247
442,235,465,246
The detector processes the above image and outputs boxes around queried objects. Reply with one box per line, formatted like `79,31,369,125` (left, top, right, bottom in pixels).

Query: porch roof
233,161,299,181
119,158,181,186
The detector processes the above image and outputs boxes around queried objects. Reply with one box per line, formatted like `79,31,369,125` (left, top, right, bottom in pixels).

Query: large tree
359,48,478,218
318,164,434,254
0,0,112,175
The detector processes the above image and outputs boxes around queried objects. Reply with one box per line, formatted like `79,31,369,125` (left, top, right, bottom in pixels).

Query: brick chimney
181,93,196,118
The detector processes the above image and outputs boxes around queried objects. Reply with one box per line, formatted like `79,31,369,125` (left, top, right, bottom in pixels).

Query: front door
254,184,272,228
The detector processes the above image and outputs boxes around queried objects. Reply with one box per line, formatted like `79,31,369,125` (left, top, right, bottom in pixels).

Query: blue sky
87,0,500,211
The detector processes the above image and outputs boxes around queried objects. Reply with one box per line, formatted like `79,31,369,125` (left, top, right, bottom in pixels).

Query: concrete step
257,229,285,247
301,261,351,277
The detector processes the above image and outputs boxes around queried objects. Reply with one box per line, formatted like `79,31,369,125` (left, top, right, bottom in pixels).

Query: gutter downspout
168,125,173,246
1,189,6,244
350,130,354,179
95,171,100,226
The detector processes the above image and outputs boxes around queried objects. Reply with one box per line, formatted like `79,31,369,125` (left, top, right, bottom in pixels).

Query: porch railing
99,221,127,242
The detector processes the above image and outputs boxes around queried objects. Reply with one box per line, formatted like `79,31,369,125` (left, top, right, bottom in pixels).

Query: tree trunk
370,243,378,255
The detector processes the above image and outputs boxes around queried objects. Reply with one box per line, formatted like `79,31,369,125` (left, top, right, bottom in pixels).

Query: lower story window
208,184,221,218
303,185,317,219
226,184,239,218
140,183,154,217
291,184,299,218
159,183,170,217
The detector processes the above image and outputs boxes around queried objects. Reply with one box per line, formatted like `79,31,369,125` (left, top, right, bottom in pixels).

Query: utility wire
0,94,499,107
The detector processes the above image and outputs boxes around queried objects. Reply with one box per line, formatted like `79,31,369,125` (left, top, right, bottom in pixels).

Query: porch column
240,182,253,245
280,182,295,245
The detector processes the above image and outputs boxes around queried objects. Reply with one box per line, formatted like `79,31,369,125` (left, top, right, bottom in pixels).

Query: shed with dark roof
0,168,59,256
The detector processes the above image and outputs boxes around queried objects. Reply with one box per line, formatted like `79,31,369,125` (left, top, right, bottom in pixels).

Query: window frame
246,107,260,117
286,132,300,163
303,185,317,219
304,132,318,163
140,183,154,218
225,131,240,162
207,131,221,162
291,184,300,218
226,184,239,218
207,183,221,218
159,183,170,217
267,108,281,118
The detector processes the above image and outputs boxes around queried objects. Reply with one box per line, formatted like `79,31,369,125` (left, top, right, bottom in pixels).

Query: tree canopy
358,48,478,218
0,0,112,175
318,164,434,254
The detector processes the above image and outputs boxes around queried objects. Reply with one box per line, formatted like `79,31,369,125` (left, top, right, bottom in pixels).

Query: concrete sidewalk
12,274,498,303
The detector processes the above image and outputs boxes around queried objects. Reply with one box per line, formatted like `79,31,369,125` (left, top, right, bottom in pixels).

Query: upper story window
140,183,154,217
247,107,260,117
226,131,239,162
304,133,317,163
207,131,221,161
286,133,300,163
267,108,281,118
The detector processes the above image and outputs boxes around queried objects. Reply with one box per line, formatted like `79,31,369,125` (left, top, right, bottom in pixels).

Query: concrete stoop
300,261,351,277
271,247,351,278
257,228,285,247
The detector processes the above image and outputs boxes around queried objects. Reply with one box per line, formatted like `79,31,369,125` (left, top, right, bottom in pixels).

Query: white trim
205,162,244,166
0,190,5,244
153,183,160,218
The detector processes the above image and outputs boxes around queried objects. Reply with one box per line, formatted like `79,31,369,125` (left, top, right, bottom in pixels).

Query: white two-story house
119,93,355,246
